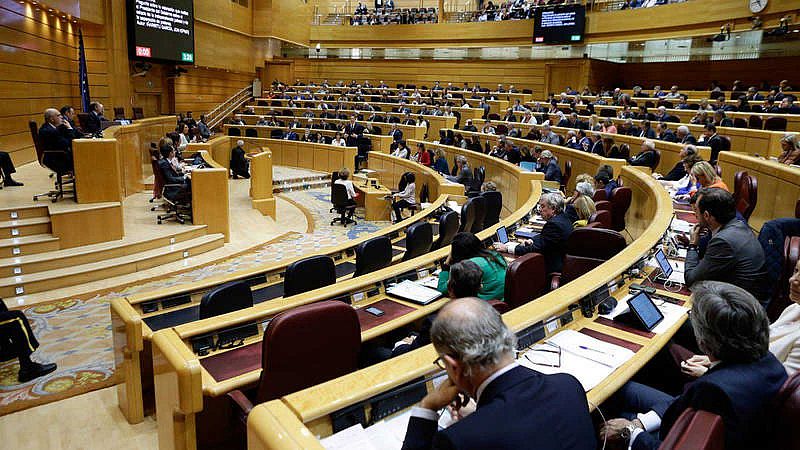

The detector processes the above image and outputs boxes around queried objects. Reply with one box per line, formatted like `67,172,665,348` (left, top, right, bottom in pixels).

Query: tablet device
627,291,664,331
653,248,673,278
495,226,509,244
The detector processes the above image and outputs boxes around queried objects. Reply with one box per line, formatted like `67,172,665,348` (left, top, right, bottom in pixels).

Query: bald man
37,108,75,170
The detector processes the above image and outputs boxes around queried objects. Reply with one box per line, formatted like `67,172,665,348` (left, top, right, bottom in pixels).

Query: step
0,217,51,239
0,234,225,298
0,205,49,221
273,174,330,186
0,226,207,278
273,180,330,194
0,234,60,258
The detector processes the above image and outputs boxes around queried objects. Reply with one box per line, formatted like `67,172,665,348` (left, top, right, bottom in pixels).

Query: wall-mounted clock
749,0,768,14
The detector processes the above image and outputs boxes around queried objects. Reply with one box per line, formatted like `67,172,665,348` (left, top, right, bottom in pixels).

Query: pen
578,345,607,354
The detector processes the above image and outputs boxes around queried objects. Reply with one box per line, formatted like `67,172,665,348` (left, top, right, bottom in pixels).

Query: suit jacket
661,161,686,181
638,127,656,139
401,366,595,450
84,110,104,134
629,150,656,168
684,219,769,301
540,159,562,183
514,212,572,272
659,130,677,143
700,134,724,163
632,353,787,450
38,123,74,152
157,159,188,200
679,134,697,145
390,128,403,142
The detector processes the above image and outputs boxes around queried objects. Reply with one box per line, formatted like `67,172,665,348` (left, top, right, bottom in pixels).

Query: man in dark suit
494,192,572,273
601,281,787,450
501,108,516,122
0,299,57,382
158,146,191,202
38,108,75,170
684,188,769,303
401,297,595,450
461,119,477,132
656,122,677,143
342,115,365,146
697,124,724,163
676,125,696,145
389,123,403,142
59,105,82,134
229,140,250,179
638,120,656,139
629,140,657,168
84,101,106,135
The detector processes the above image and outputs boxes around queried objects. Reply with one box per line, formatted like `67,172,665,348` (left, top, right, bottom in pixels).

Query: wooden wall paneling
194,0,253,35
49,203,124,248
193,21,256,73
174,67,255,115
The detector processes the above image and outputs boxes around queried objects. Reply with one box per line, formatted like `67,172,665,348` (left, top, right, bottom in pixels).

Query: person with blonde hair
778,134,800,165
572,195,596,228
689,160,728,195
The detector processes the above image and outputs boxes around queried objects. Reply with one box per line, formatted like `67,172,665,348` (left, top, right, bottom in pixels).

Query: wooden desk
191,151,230,242
355,181,392,222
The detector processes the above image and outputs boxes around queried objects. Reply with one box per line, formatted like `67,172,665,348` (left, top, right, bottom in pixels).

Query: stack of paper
519,329,635,392
670,219,693,234
386,280,443,305
321,424,378,450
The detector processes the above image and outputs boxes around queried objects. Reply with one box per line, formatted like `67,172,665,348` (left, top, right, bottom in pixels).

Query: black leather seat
354,236,393,277
228,127,241,136
331,183,356,226
245,128,257,137
470,195,487,234
432,211,459,250
199,281,258,342
481,191,502,229
459,197,477,232
283,255,336,297
402,222,433,261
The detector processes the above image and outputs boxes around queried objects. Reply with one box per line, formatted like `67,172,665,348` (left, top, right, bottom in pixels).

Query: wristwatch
620,423,637,443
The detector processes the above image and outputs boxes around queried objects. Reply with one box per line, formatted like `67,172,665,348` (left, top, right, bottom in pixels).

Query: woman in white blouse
391,172,416,224
331,132,346,147
391,141,409,159
683,259,800,376
177,124,190,155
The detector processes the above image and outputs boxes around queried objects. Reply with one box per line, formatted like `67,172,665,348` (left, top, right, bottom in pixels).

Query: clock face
750,0,767,13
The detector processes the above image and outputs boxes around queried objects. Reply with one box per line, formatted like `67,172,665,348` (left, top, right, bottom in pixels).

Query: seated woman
682,258,800,377
331,131,346,147
572,195,596,228
432,148,449,174
411,142,431,166
778,134,800,165
565,180,595,222
391,172,416,224
437,232,508,301
676,160,728,200
334,168,358,220
594,164,619,197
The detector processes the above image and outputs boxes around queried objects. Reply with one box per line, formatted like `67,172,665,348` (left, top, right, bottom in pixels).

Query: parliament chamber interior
1,0,800,449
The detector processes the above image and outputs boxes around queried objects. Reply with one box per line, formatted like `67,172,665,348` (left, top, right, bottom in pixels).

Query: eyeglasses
523,342,561,368
433,355,447,370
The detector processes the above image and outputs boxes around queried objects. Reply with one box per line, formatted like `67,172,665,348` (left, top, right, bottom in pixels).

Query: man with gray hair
537,149,562,183
229,139,250,179
676,125,696,145
601,281,787,450
493,192,572,272
629,139,658,168
539,124,560,145
402,297,595,450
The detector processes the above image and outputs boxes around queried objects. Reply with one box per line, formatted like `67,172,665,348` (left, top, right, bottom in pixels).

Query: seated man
684,188,769,304
402,297,595,450
0,151,22,186
229,140,250,179
38,108,76,169
84,101,106,135
493,192,572,273
158,146,191,203
0,299,57,382
537,150,562,183
601,281,787,450
629,140,657,168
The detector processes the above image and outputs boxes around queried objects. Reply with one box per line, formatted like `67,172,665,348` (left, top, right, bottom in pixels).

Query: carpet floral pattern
0,187,390,415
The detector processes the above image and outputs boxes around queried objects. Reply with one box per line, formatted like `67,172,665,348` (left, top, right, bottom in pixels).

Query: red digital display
135,46,152,57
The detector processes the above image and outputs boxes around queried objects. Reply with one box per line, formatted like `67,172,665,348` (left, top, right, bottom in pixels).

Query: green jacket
437,253,508,301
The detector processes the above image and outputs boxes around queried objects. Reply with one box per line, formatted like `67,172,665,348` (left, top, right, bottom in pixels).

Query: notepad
519,329,635,392
386,280,443,305
416,275,440,290
670,219,693,233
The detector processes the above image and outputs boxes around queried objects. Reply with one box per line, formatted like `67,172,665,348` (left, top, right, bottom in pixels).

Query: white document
322,424,378,450
447,201,460,213
519,329,635,392
386,280,443,305
670,219,693,233
417,275,440,290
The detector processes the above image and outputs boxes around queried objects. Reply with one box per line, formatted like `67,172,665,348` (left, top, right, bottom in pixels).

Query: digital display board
533,5,586,44
127,0,195,64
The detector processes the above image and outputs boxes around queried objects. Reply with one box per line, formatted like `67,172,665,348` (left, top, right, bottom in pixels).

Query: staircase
206,84,254,131
0,205,225,300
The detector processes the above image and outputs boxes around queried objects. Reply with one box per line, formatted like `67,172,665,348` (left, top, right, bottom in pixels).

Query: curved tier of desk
244,163,677,449
111,141,460,424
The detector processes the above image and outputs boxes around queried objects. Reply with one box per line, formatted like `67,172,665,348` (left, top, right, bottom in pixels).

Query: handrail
206,84,254,130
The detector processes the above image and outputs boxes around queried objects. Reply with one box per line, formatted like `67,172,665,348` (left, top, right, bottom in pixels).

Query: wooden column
438,0,445,23
249,150,276,218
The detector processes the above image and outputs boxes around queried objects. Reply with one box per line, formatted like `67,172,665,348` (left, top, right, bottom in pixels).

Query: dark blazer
402,366,595,450
638,127,657,139
540,159,563,183
390,128,404,142
157,159,188,200
629,150,656,168
659,130,677,143
632,353,787,450
679,134,697,145
514,212,572,272
38,123,74,152
84,110,104,134
661,161,686,181
700,134,724,163
230,145,248,175
684,219,769,301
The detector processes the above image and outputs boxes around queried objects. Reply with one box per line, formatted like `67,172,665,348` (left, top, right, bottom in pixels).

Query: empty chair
228,127,241,136
550,255,605,289
481,191,502,229
270,129,284,138
470,195,487,234
733,170,758,221
132,107,144,120
586,210,612,229
769,372,800,450
353,236,393,277
245,128,258,137
565,228,626,260
431,211,459,250
600,108,616,118
649,150,662,171
748,115,763,129
458,197,478,232
609,186,632,232
503,253,547,310
659,409,724,450
593,189,608,202
283,255,336,297
402,221,433,261
227,301,361,421
595,199,612,212
487,113,500,121
764,116,788,131
495,124,508,136
199,281,254,320
113,107,125,120
733,117,748,128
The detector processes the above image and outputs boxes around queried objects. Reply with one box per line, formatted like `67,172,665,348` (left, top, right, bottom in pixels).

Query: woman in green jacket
437,232,508,301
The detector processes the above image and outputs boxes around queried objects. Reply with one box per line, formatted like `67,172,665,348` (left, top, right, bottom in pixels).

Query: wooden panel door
265,62,294,85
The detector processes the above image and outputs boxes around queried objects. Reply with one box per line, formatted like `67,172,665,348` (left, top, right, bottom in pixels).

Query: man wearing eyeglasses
401,297,595,450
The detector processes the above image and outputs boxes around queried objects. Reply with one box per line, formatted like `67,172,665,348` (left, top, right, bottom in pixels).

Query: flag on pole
78,28,91,113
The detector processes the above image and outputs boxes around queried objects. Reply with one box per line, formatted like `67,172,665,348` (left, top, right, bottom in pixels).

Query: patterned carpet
0,188,390,415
